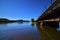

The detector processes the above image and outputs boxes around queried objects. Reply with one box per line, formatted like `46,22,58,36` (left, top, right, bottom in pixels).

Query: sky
0,0,54,20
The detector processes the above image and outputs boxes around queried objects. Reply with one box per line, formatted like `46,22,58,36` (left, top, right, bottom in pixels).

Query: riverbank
0,18,30,23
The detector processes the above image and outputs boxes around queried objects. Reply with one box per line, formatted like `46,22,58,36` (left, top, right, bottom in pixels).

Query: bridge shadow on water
36,22,60,40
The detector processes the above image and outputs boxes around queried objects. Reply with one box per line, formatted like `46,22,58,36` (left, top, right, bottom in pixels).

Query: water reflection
36,23,60,40
0,23,8,27
0,22,41,40
0,22,60,40
57,22,60,31
57,25,60,31
31,22,35,26
17,22,23,24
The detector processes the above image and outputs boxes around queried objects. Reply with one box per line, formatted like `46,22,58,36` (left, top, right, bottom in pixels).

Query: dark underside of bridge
38,6,60,20
37,21,59,28
37,6,60,28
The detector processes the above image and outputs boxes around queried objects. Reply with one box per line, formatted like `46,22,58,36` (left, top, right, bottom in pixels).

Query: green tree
31,18,35,22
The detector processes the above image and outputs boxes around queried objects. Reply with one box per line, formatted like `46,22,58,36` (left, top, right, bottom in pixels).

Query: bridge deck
37,0,60,21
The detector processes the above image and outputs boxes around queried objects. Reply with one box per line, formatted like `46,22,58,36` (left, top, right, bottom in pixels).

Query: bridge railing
53,3,60,10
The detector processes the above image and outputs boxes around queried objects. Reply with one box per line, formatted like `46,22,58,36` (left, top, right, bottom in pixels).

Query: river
0,22,60,40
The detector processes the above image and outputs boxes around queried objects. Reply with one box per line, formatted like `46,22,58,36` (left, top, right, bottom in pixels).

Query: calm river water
0,22,60,40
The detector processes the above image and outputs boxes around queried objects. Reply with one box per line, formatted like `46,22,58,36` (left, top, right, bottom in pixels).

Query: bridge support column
43,21,59,28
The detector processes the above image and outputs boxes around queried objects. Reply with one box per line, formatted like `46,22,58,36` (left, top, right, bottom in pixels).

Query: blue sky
0,0,54,20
